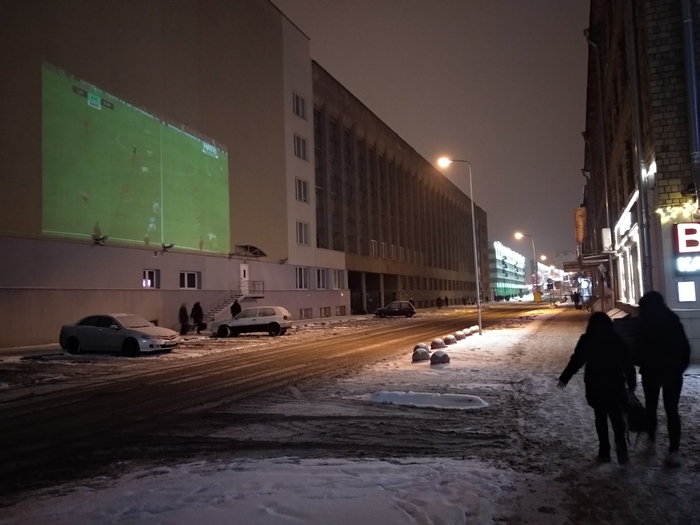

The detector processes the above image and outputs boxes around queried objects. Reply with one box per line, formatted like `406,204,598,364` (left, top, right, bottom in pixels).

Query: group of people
178,302,204,335
178,300,242,336
558,290,690,466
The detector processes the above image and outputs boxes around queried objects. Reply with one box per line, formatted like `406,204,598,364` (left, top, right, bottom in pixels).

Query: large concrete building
581,0,700,360
0,0,488,348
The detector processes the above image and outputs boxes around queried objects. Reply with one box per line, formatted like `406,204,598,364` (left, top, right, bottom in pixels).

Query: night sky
271,0,590,259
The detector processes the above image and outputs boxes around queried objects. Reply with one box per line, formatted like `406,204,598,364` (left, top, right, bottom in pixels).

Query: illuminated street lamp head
540,255,547,261
514,232,524,239
437,157,452,168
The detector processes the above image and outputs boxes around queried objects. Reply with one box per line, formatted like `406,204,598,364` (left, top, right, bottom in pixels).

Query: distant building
488,242,526,300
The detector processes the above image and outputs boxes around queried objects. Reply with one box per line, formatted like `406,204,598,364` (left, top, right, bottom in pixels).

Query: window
299,307,313,319
370,239,378,257
179,271,201,289
316,268,328,289
295,178,309,203
293,93,306,119
296,221,310,245
294,134,308,160
335,305,347,316
333,269,345,289
142,269,160,289
296,267,309,289
319,306,331,318
259,307,276,317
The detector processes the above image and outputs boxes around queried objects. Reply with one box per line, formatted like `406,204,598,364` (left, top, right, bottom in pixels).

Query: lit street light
437,157,482,335
515,232,539,292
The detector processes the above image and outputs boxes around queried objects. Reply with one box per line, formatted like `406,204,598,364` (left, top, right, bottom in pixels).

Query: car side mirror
110,324,120,330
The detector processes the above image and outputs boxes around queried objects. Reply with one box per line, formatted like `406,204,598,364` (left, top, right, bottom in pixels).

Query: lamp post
437,157,482,335
515,232,538,292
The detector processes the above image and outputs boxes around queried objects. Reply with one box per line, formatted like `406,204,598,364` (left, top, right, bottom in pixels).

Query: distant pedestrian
178,303,189,336
572,291,581,309
558,312,636,464
230,299,242,318
435,296,443,309
635,291,691,466
190,302,204,334
444,296,449,307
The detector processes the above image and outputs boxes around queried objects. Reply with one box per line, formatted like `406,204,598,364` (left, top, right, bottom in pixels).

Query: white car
59,313,180,356
212,306,293,337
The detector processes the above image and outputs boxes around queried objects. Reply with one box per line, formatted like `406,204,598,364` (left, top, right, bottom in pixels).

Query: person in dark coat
435,296,443,309
190,302,204,334
572,291,581,309
178,303,189,336
558,312,636,464
635,291,690,466
230,299,242,318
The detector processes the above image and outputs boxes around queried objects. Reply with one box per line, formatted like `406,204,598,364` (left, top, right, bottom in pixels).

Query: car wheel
122,338,141,357
268,323,282,336
406,313,413,318
217,325,231,338
66,337,81,355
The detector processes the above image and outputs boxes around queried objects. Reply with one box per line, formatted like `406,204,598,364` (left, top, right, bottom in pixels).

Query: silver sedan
59,313,180,356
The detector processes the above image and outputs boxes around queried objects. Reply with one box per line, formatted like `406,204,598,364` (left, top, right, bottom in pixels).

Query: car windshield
116,315,153,329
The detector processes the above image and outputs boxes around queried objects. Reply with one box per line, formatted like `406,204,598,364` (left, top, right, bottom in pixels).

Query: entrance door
240,263,250,295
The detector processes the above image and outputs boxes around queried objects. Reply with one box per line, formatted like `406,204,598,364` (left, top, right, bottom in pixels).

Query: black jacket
635,301,690,379
559,329,636,408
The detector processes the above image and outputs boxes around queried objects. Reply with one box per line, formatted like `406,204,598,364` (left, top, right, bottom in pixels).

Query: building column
361,271,367,314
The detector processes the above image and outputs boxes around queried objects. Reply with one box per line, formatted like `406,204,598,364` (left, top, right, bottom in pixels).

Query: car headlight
140,335,160,340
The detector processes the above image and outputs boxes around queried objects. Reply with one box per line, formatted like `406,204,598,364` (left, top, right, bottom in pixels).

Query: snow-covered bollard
430,350,450,365
413,342,429,352
430,338,446,350
411,347,431,362
454,330,466,340
444,334,457,345
469,325,480,333
463,328,473,336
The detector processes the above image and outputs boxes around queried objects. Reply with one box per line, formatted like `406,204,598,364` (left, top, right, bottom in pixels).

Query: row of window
295,267,345,290
142,270,201,289
299,305,347,319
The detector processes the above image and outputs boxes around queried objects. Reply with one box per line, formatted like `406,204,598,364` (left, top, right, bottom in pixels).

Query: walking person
190,301,204,335
558,312,636,464
178,303,189,336
435,296,443,309
635,291,691,466
572,291,581,310
230,299,242,318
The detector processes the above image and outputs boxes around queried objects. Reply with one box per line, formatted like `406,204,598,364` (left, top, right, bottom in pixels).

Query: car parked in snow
374,301,416,318
212,306,293,337
59,313,180,356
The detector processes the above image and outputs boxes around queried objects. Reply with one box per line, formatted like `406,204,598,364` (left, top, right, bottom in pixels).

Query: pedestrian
178,303,189,336
444,296,449,308
230,299,242,318
190,301,204,334
558,312,636,464
635,290,691,466
572,291,581,309
435,296,443,309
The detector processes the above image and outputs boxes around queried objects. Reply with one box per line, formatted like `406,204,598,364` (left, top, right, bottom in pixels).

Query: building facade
581,0,700,360
488,242,526,300
0,0,488,348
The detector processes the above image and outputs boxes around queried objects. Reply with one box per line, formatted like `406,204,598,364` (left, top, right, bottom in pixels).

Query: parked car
212,306,293,337
59,313,180,356
375,301,416,318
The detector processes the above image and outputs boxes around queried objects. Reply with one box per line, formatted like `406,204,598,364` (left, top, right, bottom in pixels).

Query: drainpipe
584,31,616,309
624,0,653,293
680,0,700,198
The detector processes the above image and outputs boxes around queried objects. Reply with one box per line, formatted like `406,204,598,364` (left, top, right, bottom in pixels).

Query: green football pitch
41,64,230,253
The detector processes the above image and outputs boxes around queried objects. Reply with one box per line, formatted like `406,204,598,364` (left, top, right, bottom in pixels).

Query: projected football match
41,64,230,253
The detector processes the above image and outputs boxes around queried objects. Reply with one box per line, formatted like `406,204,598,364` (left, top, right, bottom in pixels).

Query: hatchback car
59,313,180,356
212,306,293,337
375,301,416,318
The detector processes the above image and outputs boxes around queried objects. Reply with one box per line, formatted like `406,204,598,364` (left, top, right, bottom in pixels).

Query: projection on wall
42,63,230,254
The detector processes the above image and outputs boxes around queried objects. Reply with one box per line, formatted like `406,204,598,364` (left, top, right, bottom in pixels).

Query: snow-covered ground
2,306,700,524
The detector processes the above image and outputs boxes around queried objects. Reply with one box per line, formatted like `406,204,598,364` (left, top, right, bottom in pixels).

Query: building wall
312,63,489,311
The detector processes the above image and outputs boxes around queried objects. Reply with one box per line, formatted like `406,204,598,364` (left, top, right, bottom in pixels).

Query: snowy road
2,304,700,523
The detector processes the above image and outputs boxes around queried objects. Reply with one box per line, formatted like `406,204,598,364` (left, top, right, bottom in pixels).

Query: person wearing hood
558,312,636,464
635,291,691,466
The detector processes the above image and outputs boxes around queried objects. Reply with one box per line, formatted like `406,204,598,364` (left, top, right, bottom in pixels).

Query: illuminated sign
674,223,700,274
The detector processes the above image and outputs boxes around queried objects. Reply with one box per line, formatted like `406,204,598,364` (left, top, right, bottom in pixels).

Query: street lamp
515,232,538,292
437,157,482,335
